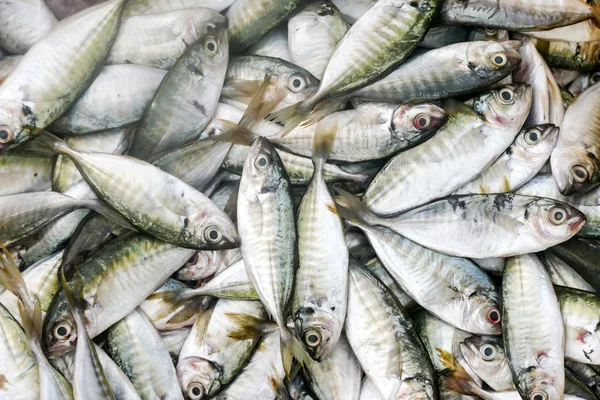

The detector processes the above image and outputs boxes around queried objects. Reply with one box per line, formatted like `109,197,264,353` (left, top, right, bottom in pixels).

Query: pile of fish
3,0,600,399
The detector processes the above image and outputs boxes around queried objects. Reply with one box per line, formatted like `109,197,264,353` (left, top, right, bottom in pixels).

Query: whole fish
338,200,502,335
226,0,302,52
353,41,522,103
50,65,167,135
551,81,600,195
0,0,126,151
104,309,183,399
0,0,57,54
177,299,266,399
237,137,297,363
127,12,228,160
363,85,532,215
503,254,565,400
455,124,559,194
345,258,438,399
42,234,196,357
288,2,348,79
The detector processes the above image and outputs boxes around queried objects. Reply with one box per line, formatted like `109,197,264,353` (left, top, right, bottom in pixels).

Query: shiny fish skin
364,257,416,309
127,13,228,160
455,124,559,194
0,148,55,196
330,0,375,23
364,85,532,215
273,102,447,162
42,234,196,357
50,65,167,135
0,55,22,84
248,26,292,62
539,251,595,292
460,335,515,391
527,20,600,43
420,25,470,48
226,0,302,52
122,0,236,18
288,2,348,80
0,0,56,54
345,259,438,399
0,0,126,151
532,38,600,71
353,41,522,103
173,248,242,281
503,254,565,400
104,309,183,400
568,71,600,96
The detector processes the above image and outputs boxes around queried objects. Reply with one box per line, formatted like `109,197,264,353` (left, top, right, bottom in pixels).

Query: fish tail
225,312,278,340
18,299,43,342
268,372,292,400
0,242,33,312
333,188,381,227
437,349,492,399
312,119,338,175
30,128,75,157
267,102,306,134
208,119,257,146
239,72,287,129
280,328,295,378
79,199,136,231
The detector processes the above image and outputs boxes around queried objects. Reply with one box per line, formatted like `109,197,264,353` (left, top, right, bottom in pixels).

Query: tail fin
208,119,257,146
268,371,292,400
333,188,380,227
225,313,279,340
239,73,287,129
18,298,43,342
280,328,295,378
78,199,136,231
437,349,493,399
0,242,34,313
29,128,75,157
312,119,338,175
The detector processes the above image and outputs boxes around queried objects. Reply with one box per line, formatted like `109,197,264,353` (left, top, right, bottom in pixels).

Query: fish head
185,206,240,250
0,101,33,152
175,250,224,281
242,137,289,195
281,67,320,109
550,147,600,195
516,366,563,400
460,336,511,390
177,357,222,400
42,291,78,357
391,103,447,142
524,198,586,243
466,40,521,79
469,27,510,42
471,84,532,131
193,16,229,68
512,124,559,162
293,307,342,361
461,292,502,335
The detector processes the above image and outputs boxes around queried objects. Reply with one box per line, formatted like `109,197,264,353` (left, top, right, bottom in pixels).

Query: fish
121,0,236,18
532,38,600,71
248,27,292,62
459,335,515,391
538,251,595,292
0,0,57,54
0,145,55,196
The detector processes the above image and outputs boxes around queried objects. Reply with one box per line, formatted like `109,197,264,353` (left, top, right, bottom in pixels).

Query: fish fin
147,289,191,303
442,99,479,120
267,102,304,127
280,329,295,378
29,128,76,157
0,243,33,312
437,348,489,398
268,371,292,400
78,200,136,231
225,313,278,339
304,99,346,129
113,126,136,155
209,119,256,146
222,80,262,103
312,119,338,171
18,298,43,342
239,73,287,129
334,188,379,227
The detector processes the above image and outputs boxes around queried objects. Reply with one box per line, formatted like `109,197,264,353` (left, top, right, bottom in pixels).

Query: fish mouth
569,217,587,233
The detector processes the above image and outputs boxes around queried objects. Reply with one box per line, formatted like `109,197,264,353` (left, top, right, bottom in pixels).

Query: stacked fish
2,0,600,399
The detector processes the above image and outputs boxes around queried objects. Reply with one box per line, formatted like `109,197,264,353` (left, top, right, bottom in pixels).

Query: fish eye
304,330,321,347
0,125,13,144
53,322,72,340
254,154,271,170
185,253,200,266
187,383,205,399
204,226,222,243
288,75,306,93
490,52,507,67
595,49,600,62
591,72,600,84
205,39,218,54
572,165,589,182
483,28,498,35
413,113,431,130
486,307,501,324
480,344,497,361
530,391,547,400
497,87,514,104
524,129,540,145
549,206,568,225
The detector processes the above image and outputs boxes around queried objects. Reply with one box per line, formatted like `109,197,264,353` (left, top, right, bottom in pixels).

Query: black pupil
534,395,543,400
192,387,201,396
209,230,219,240
258,157,267,167
484,347,493,357
593,73,600,83
418,118,427,127
494,56,504,64
293,79,302,88
207,42,215,51
490,311,499,321
501,91,511,101
554,211,564,220
575,169,586,178
0,130,8,140
57,326,68,337
528,132,538,142
308,334,318,344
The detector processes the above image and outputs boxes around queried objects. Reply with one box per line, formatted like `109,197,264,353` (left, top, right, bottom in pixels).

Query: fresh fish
569,71,600,96
469,27,510,42
42,234,196,357
420,25,470,48
50,65,167,135
553,68,582,86
353,41,522,104
273,102,447,162
177,299,266,399
237,137,297,363
567,361,600,398
288,2,348,80
122,0,236,18
550,239,600,293
363,85,532,215
303,333,362,400
127,12,228,160
364,257,416,309
539,251,595,292
0,0,57,54
472,258,506,274
503,254,565,400
338,192,502,334
247,27,292,62
226,0,302,52
0,146,55,196
532,38,600,71
0,0,126,151
455,124,559,194
551,79,600,195
161,328,191,363
460,335,515,391
527,20,600,43
104,308,183,399
0,55,22,83
174,248,242,282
